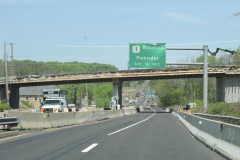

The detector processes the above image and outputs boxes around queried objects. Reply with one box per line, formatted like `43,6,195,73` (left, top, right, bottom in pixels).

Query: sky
0,0,240,70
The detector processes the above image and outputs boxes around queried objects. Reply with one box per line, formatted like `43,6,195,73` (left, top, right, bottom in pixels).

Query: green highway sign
129,43,166,69
148,91,154,96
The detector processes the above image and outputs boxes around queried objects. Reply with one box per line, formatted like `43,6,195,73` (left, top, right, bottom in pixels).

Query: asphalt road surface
0,107,225,160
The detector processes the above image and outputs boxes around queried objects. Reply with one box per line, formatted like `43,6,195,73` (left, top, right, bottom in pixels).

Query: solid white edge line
107,109,156,136
81,143,98,153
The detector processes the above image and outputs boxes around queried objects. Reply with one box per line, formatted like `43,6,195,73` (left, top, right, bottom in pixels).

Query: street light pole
203,45,208,113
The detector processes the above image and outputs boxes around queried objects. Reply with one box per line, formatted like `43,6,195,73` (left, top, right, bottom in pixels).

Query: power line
208,48,240,56
57,40,240,48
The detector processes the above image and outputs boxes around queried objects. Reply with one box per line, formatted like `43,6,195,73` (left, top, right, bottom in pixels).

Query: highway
0,107,225,160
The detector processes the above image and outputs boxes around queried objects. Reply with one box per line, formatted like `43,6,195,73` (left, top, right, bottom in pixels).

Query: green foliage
153,80,186,106
233,54,240,65
195,99,203,107
207,102,229,115
21,100,33,108
59,83,113,108
195,55,220,66
0,103,10,112
95,83,113,107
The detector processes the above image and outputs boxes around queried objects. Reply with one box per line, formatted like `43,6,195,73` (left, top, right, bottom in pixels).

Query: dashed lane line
81,143,98,153
107,109,156,136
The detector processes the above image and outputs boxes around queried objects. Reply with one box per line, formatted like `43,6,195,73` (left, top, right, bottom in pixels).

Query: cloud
163,12,209,25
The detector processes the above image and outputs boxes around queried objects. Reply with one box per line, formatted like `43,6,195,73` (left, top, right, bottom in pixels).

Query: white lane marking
81,143,98,153
107,109,156,136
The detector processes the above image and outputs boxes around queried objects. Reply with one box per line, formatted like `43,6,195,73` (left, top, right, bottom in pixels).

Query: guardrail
0,117,19,130
194,113,240,125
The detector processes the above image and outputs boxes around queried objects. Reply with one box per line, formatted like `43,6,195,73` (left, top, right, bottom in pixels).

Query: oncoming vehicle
41,97,67,112
144,106,150,110
150,102,155,107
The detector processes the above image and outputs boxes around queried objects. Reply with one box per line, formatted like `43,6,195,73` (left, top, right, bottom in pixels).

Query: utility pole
85,84,88,107
9,42,15,76
94,83,96,105
4,41,9,104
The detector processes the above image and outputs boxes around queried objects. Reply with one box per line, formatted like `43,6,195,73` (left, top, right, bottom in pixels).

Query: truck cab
41,97,67,112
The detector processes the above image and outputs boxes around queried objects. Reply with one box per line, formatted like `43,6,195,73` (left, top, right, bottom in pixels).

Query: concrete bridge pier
216,74,240,103
0,86,7,104
9,86,20,109
0,85,19,109
113,78,123,108
216,76,225,102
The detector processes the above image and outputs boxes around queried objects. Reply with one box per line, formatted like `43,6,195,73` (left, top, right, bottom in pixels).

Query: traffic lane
0,113,153,160
142,106,169,113
83,113,225,160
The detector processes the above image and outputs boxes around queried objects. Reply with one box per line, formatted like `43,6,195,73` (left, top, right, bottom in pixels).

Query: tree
195,54,220,66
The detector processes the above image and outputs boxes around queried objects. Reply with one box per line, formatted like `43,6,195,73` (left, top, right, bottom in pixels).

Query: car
144,106,150,109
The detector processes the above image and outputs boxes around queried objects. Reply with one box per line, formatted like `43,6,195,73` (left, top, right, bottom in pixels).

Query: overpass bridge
1,66,240,108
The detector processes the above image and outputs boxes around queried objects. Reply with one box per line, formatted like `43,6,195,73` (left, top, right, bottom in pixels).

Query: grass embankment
20,100,34,109
170,101,240,118
192,102,240,118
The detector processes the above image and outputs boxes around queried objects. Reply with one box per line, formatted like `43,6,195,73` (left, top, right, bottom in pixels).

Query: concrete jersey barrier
177,111,240,160
5,109,136,130
123,109,137,116
6,111,51,130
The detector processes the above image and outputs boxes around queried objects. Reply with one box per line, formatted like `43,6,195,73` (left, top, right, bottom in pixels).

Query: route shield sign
129,43,166,69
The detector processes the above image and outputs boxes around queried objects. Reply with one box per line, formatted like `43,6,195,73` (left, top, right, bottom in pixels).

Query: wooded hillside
0,60,118,77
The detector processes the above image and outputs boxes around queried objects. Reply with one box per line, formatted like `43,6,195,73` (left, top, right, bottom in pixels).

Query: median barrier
6,111,51,130
177,111,240,160
48,112,78,128
106,110,124,119
92,111,107,121
92,108,104,111
178,112,221,138
123,109,137,115
0,112,6,118
32,112,52,129
4,108,137,130
75,112,94,123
